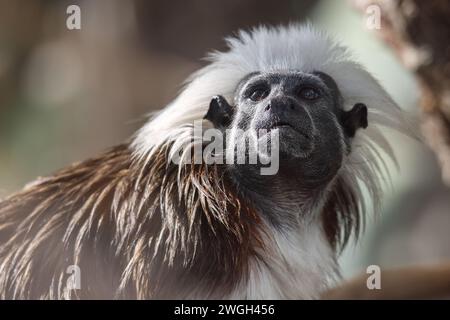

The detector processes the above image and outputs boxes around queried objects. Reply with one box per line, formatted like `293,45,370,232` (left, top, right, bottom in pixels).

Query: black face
205,71,367,189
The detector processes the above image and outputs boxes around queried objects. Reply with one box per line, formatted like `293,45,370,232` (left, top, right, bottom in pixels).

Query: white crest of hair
133,23,412,153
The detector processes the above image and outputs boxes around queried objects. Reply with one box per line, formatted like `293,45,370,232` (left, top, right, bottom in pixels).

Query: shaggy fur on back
0,141,270,299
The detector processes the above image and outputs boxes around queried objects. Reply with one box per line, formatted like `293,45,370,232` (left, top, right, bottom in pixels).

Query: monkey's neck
228,165,328,228
226,165,338,299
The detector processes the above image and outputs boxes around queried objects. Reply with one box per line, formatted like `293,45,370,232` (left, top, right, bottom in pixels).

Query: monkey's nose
265,97,299,116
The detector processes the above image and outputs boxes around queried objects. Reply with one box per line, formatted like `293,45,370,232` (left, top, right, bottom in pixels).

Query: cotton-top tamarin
0,25,411,299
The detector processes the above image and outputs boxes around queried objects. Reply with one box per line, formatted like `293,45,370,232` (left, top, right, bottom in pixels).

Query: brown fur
0,143,266,299
0,140,359,299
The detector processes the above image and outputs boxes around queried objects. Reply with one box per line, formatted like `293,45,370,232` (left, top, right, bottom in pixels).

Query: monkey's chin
258,126,314,160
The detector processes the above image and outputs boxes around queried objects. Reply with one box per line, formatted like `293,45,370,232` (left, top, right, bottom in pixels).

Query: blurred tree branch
322,262,450,299
353,0,450,185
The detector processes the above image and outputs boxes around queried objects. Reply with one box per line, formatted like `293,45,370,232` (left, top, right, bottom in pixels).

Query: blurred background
0,0,448,280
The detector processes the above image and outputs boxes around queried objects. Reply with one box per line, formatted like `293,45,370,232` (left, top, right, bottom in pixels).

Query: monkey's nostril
264,104,271,112
289,104,295,110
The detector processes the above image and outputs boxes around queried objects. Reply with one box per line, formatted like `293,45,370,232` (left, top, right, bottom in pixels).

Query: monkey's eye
249,88,269,102
298,87,320,100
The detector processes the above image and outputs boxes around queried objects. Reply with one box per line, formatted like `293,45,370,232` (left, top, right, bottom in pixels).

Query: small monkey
0,25,410,299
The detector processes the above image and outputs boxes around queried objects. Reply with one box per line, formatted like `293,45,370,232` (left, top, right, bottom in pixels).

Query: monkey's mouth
269,121,310,140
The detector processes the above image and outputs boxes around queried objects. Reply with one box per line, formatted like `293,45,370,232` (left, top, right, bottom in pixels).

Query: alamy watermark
66,5,81,30
366,264,381,290
365,4,381,30
63,264,81,300
169,120,280,175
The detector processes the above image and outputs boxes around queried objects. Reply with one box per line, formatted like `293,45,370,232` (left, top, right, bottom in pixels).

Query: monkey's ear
342,103,368,137
204,95,234,129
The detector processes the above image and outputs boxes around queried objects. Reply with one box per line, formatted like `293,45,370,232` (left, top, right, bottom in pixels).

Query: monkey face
205,71,368,186
236,72,327,159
